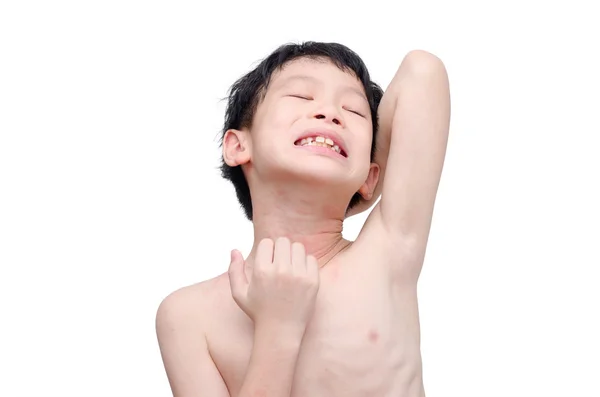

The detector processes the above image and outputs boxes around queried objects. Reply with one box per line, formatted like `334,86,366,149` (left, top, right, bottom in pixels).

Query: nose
313,105,343,127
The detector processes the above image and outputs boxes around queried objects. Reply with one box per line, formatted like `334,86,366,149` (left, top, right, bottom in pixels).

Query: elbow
404,50,446,72
393,50,448,86
386,49,448,95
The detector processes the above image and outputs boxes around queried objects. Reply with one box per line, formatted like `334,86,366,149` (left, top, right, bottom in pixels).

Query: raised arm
366,50,451,251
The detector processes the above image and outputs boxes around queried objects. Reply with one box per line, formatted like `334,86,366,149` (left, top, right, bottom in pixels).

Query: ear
357,162,380,201
222,129,251,167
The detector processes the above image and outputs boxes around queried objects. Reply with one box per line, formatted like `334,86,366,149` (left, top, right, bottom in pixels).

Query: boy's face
227,57,379,201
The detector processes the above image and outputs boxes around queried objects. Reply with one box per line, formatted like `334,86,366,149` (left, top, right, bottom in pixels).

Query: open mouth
294,136,347,157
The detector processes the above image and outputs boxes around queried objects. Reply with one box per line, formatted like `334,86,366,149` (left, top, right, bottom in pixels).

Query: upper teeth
298,136,341,154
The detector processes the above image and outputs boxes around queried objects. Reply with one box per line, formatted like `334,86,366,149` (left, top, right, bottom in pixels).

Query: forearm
238,324,304,397
371,51,436,204
345,64,398,217
346,50,449,219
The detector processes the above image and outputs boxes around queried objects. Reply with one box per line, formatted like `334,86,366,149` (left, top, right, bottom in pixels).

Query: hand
228,237,320,333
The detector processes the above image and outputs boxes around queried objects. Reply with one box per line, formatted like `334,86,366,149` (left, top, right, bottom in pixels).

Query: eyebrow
277,74,368,102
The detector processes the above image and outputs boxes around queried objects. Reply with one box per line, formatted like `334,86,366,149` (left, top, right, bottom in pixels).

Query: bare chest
208,260,423,397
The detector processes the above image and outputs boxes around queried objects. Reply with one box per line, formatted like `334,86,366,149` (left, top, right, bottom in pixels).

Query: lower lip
295,144,346,159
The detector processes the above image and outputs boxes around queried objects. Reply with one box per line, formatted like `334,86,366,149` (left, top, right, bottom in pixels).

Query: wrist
254,320,306,349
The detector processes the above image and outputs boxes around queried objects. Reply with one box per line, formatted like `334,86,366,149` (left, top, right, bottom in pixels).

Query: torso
200,226,426,397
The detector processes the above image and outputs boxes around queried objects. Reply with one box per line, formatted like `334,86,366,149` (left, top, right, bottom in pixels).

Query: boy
156,41,451,397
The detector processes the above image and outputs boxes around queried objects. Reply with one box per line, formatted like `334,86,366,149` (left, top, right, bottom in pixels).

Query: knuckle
258,264,272,274
298,277,311,287
254,265,272,279
276,265,291,276
299,273,317,286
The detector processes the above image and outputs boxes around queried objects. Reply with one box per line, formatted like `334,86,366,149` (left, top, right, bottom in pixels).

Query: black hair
219,41,384,220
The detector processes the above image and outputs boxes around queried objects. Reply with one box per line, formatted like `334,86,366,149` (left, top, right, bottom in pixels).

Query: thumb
228,249,248,300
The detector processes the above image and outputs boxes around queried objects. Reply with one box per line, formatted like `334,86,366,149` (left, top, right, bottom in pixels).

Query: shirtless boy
156,41,451,397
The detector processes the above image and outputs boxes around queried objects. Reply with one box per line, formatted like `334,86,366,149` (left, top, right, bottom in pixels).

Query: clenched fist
228,237,320,333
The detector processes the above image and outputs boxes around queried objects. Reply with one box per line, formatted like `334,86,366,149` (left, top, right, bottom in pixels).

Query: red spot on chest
367,329,379,344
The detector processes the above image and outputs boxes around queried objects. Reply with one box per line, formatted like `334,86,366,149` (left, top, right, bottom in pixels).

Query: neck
247,181,352,268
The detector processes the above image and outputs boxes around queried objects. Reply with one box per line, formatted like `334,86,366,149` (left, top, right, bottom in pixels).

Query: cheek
255,99,294,124
269,103,300,127
354,131,374,157
350,134,374,172
251,106,293,146
251,132,277,156
250,128,289,169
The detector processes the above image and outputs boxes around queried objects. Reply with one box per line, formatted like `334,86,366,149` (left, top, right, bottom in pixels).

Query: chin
260,150,361,187
295,169,363,199
291,158,346,179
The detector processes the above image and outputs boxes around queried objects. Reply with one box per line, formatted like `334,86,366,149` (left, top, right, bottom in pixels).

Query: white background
1,1,599,396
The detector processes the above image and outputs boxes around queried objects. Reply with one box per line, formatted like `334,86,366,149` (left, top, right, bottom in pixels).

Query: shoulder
155,273,233,352
156,273,230,331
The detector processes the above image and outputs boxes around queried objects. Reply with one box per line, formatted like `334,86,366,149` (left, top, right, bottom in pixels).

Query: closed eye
288,95,312,100
345,108,366,118
288,95,366,118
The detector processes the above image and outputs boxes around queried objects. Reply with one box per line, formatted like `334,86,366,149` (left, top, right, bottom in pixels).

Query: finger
228,249,248,300
274,237,292,272
255,238,274,274
291,242,306,275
